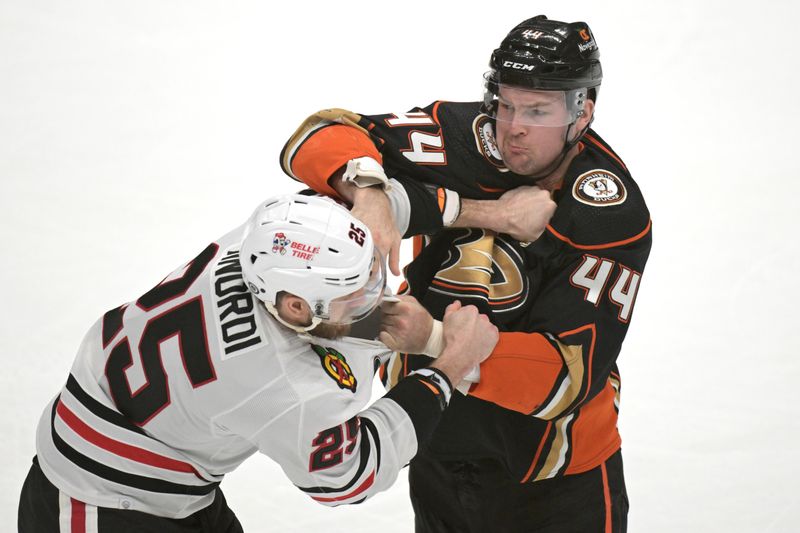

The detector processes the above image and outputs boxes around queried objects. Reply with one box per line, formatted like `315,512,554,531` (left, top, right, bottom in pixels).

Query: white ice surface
2,1,799,531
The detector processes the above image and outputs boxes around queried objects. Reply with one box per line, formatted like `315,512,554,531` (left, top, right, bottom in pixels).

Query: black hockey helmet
486,15,602,94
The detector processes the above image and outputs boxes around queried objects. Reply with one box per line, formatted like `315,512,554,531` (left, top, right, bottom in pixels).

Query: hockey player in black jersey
280,15,651,532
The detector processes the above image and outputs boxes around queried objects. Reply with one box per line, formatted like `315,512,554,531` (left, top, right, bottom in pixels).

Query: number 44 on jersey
570,254,642,323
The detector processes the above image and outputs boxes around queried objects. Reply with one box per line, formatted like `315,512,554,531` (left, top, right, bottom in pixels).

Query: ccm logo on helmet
503,61,535,71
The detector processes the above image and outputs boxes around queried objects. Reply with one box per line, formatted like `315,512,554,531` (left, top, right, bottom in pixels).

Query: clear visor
483,74,587,127
322,249,387,325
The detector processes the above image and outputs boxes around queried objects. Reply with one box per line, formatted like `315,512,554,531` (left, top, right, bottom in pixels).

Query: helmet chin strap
265,302,323,333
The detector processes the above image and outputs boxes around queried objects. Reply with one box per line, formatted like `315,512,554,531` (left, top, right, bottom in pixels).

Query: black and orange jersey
280,101,652,481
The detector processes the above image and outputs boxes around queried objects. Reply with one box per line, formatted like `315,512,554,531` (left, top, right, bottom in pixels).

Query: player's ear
275,293,313,327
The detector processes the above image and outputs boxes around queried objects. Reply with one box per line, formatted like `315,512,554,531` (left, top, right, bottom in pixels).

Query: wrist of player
329,170,358,203
454,198,500,233
421,319,478,374
429,356,475,389
421,319,443,357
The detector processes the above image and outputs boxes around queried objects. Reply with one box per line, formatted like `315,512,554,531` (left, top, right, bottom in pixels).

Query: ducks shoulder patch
572,169,627,207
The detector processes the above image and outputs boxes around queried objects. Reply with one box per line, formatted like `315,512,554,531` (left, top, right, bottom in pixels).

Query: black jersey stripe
361,417,381,474
297,417,373,495
50,400,219,496
65,374,148,436
64,375,221,481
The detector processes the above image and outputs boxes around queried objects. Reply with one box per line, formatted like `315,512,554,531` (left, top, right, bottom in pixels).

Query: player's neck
535,144,581,192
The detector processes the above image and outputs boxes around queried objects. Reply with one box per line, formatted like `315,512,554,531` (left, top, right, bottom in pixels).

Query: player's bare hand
494,186,556,242
433,301,499,385
351,187,402,276
378,295,433,353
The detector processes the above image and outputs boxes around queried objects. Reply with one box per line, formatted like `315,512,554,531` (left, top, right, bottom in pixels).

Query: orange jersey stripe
478,183,507,193
547,219,652,251
432,101,444,125
412,235,424,258
584,133,627,171
488,294,523,306
430,279,491,296
418,379,440,396
602,461,612,533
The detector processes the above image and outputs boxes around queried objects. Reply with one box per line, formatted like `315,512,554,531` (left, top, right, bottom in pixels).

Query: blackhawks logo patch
311,345,357,392
572,169,627,207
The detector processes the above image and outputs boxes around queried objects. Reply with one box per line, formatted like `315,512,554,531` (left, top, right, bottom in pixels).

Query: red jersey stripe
70,498,85,533
56,400,203,479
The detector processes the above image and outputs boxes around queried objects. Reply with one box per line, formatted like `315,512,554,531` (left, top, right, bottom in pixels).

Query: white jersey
35,222,448,518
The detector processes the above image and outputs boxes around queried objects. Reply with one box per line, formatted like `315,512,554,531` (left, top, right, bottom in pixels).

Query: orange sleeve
468,332,563,414
289,124,383,198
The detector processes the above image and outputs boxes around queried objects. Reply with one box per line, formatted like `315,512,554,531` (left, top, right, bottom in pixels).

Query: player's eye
524,108,546,118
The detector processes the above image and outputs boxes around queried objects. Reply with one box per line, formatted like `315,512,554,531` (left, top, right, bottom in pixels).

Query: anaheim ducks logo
430,229,528,314
472,114,505,168
572,169,627,207
311,345,357,392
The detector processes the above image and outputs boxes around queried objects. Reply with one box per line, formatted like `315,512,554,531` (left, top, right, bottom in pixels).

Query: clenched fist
431,301,499,387
493,186,556,242
379,295,434,354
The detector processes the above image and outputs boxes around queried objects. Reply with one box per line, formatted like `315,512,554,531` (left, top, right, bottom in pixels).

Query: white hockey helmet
240,194,386,331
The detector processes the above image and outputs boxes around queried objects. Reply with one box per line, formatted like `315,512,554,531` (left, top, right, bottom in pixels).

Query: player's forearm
452,187,556,242
324,167,357,203
451,198,502,233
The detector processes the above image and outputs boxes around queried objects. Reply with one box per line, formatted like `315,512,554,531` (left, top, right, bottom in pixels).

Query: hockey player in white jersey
18,193,498,532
